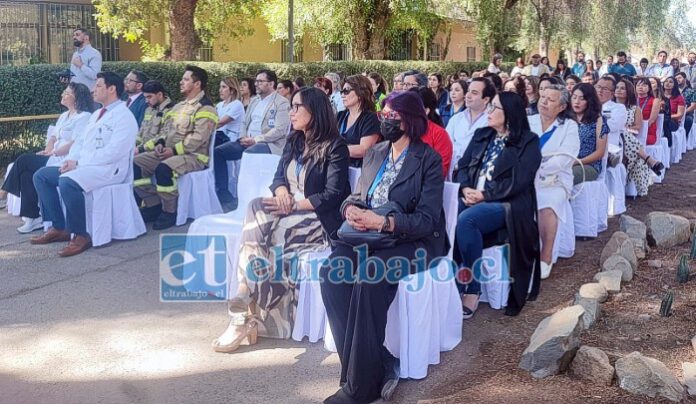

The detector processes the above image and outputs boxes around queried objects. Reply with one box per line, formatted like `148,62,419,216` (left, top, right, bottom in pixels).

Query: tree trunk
169,0,200,61
350,0,390,59
442,25,452,61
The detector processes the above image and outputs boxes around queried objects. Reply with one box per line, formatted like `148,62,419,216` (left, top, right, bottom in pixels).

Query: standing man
571,52,586,76
133,65,218,230
123,70,149,127
599,56,613,76
646,50,673,80
213,69,290,210
608,51,637,77
325,72,345,112
31,72,137,256
683,51,696,84
522,54,550,76
69,28,102,92
135,80,175,154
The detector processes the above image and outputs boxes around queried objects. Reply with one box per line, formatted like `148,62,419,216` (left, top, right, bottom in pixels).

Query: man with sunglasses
213,69,290,210
123,70,149,127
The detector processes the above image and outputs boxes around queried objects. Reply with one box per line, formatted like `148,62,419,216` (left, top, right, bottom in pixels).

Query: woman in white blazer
528,84,580,279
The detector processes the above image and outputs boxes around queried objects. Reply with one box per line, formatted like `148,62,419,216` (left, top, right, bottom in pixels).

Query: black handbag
337,201,404,249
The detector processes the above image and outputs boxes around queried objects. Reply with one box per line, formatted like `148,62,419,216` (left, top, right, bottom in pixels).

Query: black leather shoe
140,205,162,223
650,161,664,176
323,388,358,404
153,211,177,230
222,197,238,212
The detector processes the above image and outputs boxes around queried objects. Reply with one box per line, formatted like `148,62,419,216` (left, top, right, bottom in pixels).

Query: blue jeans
33,166,87,236
213,140,272,194
455,202,506,295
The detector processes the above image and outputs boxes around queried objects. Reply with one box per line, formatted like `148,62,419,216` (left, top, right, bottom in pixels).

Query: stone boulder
684,362,696,396
645,212,691,249
601,254,634,282
574,283,607,329
620,215,648,258
600,232,637,272
519,305,584,378
593,270,622,293
570,346,614,385
615,352,685,402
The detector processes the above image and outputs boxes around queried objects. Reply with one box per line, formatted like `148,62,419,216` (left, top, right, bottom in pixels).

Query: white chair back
233,153,280,221
348,167,360,192
656,113,664,139
443,182,459,259
636,121,648,146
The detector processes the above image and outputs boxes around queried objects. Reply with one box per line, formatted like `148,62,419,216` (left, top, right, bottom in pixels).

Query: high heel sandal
211,317,259,353
644,155,664,176
461,294,480,320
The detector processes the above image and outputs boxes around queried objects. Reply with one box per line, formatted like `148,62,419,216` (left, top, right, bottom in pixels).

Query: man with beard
69,28,102,91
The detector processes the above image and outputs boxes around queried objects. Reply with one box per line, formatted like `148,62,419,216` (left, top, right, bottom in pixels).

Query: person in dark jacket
321,91,447,404
212,87,351,353
452,92,542,318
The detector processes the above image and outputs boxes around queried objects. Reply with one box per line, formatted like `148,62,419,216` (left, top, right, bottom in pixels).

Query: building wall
431,21,483,62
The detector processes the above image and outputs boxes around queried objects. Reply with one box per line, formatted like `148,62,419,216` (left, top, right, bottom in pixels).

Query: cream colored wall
432,21,483,62
213,19,283,62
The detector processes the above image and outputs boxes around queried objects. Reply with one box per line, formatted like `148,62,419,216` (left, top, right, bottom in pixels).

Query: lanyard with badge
366,147,408,208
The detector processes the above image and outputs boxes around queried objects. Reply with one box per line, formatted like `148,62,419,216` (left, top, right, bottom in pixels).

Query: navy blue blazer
127,93,147,128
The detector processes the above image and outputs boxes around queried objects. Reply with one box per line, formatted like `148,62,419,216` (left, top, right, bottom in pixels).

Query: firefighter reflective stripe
144,139,156,151
195,153,209,164
174,142,185,155
193,111,219,124
157,176,177,193
134,177,152,187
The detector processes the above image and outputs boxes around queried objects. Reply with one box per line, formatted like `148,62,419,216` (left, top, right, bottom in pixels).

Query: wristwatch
380,215,390,233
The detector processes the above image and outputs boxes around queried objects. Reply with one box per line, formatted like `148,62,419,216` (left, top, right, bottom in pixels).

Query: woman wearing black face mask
321,91,448,404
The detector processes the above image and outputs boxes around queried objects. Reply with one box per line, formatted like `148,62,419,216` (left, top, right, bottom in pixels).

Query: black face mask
380,119,405,142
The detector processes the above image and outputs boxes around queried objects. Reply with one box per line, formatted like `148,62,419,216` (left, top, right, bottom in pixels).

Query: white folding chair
605,144,626,216
175,140,223,226
85,151,146,247
4,163,21,216
687,119,696,151
572,147,609,238
184,153,280,299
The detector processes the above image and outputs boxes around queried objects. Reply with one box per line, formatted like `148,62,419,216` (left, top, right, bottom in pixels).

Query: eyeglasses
290,103,305,113
594,85,613,93
340,88,354,96
124,78,141,84
402,82,419,89
485,103,503,113
255,79,270,84
377,110,400,122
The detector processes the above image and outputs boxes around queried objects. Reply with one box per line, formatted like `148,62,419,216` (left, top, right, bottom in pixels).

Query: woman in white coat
528,84,580,279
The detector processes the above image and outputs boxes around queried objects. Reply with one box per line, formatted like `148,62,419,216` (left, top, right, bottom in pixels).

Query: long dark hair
69,82,95,113
617,78,638,108
287,87,339,165
663,77,681,98
635,77,655,99
498,92,530,144
410,86,444,127
571,83,602,124
344,74,376,113
506,76,528,108
241,77,257,97
429,72,446,100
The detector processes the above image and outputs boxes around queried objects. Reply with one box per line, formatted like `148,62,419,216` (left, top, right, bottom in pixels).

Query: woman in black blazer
212,87,351,353
321,91,448,404
452,92,542,319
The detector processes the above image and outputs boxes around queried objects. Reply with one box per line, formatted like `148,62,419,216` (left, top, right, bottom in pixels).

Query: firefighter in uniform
133,66,218,230
135,80,174,153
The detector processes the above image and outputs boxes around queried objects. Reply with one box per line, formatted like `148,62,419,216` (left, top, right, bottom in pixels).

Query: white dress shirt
446,109,489,173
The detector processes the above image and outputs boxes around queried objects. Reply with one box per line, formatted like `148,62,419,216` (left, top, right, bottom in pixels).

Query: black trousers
1,153,49,218
320,241,424,403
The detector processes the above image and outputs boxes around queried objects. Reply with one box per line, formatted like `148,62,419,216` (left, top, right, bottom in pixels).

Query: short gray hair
545,83,570,106
324,72,341,88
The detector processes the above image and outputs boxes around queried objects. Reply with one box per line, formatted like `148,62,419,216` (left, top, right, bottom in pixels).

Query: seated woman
569,83,608,184
321,92,447,403
664,76,686,130
410,86,454,177
528,84,579,280
525,76,540,115
616,78,664,196
212,87,351,352
452,92,542,319
638,77,663,146
428,72,449,116
368,72,388,112
440,79,467,128
565,74,581,93
0,82,93,233
336,75,381,167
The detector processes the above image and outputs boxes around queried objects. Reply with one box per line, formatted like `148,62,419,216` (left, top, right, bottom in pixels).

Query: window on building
386,31,414,61
281,39,303,63
196,46,213,62
428,43,442,61
326,43,350,61
466,47,476,62
0,1,119,65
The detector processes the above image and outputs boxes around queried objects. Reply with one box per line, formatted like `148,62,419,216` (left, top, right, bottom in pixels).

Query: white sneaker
17,217,43,234
540,261,553,280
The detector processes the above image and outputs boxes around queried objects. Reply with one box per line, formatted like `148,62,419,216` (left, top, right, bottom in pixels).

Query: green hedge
0,60,513,166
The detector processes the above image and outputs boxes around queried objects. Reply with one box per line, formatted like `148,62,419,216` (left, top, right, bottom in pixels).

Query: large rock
519,305,585,378
684,362,696,396
621,215,648,257
570,346,614,385
615,352,685,402
574,283,607,329
600,232,638,272
601,254,634,282
593,270,622,293
646,212,691,249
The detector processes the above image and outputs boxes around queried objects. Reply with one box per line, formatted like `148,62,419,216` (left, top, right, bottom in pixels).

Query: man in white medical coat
32,71,138,257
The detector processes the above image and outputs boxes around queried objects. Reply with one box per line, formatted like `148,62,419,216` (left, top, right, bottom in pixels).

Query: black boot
153,211,177,230
140,204,162,223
